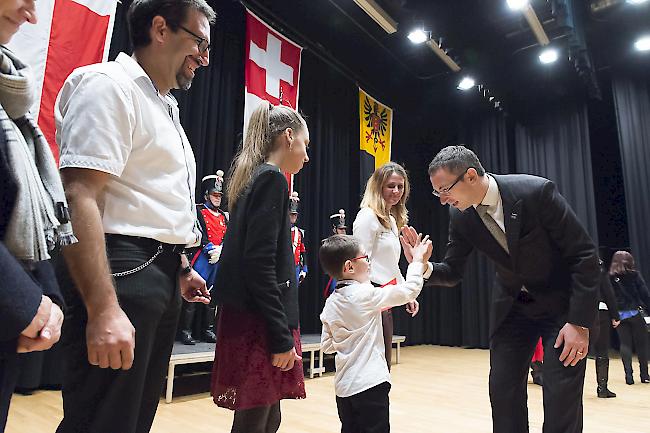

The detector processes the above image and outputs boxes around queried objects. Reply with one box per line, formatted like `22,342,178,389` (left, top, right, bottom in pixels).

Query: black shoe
625,375,634,385
597,386,617,398
641,376,650,383
180,330,197,345
595,357,616,397
203,329,217,343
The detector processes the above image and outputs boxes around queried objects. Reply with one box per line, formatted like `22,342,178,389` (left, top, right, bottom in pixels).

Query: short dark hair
428,145,486,176
319,235,362,279
127,0,217,49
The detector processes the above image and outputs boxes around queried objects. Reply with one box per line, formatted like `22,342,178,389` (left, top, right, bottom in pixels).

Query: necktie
476,204,509,254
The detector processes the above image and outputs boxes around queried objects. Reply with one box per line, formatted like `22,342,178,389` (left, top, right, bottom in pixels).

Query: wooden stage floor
7,345,650,432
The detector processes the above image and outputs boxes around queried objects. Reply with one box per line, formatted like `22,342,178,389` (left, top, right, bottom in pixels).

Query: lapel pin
510,213,518,220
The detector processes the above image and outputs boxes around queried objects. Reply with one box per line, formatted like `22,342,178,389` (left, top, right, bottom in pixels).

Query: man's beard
176,71,193,91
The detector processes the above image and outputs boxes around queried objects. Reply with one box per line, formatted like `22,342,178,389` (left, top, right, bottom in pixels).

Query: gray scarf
0,46,77,261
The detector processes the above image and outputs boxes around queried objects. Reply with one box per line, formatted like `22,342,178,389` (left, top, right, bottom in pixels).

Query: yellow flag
359,88,392,170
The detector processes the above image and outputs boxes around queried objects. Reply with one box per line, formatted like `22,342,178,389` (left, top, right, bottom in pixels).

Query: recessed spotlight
457,77,475,91
407,29,429,44
539,48,559,64
507,0,529,10
634,35,650,51
626,0,649,5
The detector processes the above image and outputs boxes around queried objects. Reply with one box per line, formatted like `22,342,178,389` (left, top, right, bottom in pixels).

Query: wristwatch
180,265,193,275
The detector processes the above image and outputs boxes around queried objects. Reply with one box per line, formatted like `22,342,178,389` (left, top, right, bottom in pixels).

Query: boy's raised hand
411,235,433,263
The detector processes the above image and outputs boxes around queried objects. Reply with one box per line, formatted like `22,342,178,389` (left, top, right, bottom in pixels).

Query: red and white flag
244,9,302,191
8,0,117,162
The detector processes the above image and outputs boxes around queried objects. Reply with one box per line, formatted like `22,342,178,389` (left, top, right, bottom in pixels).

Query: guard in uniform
289,191,308,286
323,209,347,298
179,170,228,345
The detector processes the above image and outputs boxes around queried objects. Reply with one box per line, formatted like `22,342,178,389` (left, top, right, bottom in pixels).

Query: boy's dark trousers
336,381,390,433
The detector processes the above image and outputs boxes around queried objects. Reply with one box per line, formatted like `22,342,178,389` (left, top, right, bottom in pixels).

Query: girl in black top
210,102,310,433
609,251,650,384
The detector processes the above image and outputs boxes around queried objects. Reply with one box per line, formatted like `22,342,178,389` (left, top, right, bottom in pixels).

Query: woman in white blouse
353,162,431,370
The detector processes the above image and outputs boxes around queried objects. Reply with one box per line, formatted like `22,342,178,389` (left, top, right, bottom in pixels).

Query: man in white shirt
320,234,432,433
54,1,215,432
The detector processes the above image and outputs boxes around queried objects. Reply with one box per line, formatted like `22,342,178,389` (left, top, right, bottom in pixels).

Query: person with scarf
0,1,77,430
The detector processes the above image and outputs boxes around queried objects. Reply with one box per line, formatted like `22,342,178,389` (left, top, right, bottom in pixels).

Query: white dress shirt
353,207,432,286
353,207,404,285
56,53,200,246
474,174,505,232
320,262,424,397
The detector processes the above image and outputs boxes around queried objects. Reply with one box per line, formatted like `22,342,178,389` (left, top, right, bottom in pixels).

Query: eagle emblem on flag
363,96,389,152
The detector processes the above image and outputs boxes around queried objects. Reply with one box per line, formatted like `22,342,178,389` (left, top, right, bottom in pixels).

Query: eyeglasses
350,255,369,263
179,25,210,54
432,167,473,197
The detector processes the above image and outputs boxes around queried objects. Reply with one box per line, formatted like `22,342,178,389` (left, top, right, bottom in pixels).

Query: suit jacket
429,174,599,336
213,164,298,354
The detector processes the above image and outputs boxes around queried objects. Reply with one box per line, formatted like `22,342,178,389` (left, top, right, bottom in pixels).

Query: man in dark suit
422,145,599,433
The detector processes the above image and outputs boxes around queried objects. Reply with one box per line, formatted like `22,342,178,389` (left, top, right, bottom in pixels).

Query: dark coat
429,174,599,336
213,164,298,353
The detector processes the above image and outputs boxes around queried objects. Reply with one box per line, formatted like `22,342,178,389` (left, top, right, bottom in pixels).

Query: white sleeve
353,207,381,258
56,71,135,176
320,314,335,354
423,261,434,279
364,262,425,310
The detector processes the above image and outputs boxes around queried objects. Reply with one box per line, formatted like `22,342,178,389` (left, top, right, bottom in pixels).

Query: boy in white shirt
319,234,432,433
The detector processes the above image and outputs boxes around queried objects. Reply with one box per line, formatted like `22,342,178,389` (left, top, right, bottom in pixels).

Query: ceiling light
507,0,529,11
408,29,429,44
353,0,398,34
457,77,475,91
539,48,559,64
626,0,649,5
634,35,650,51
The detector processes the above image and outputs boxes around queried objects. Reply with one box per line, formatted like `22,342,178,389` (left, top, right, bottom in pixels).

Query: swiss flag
8,0,116,162
243,9,302,192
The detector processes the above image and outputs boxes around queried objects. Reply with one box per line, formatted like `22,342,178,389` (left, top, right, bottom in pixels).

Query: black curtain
292,52,360,334
612,73,650,278
455,112,511,348
390,113,461,346
514,103,599,244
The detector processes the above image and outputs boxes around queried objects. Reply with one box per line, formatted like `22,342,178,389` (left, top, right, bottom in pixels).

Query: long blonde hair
360,161,410,229
227,103,306,208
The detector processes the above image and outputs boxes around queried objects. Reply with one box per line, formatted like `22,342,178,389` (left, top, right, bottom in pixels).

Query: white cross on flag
7,0,117,162
244,9,302,190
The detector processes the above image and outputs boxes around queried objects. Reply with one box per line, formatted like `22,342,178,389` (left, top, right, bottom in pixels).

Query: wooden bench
165,335,407,403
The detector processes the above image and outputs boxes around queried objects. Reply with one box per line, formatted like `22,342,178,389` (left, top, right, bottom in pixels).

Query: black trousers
616,313,649,379
56,236,182,433
381,310,393,371
489,302,586,433
0,354,18,433
336,382,390,433
588,310,611,358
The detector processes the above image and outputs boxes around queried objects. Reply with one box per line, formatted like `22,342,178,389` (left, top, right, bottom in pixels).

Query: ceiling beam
353,0,398,34
523,4,551,45
425,39,461,72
